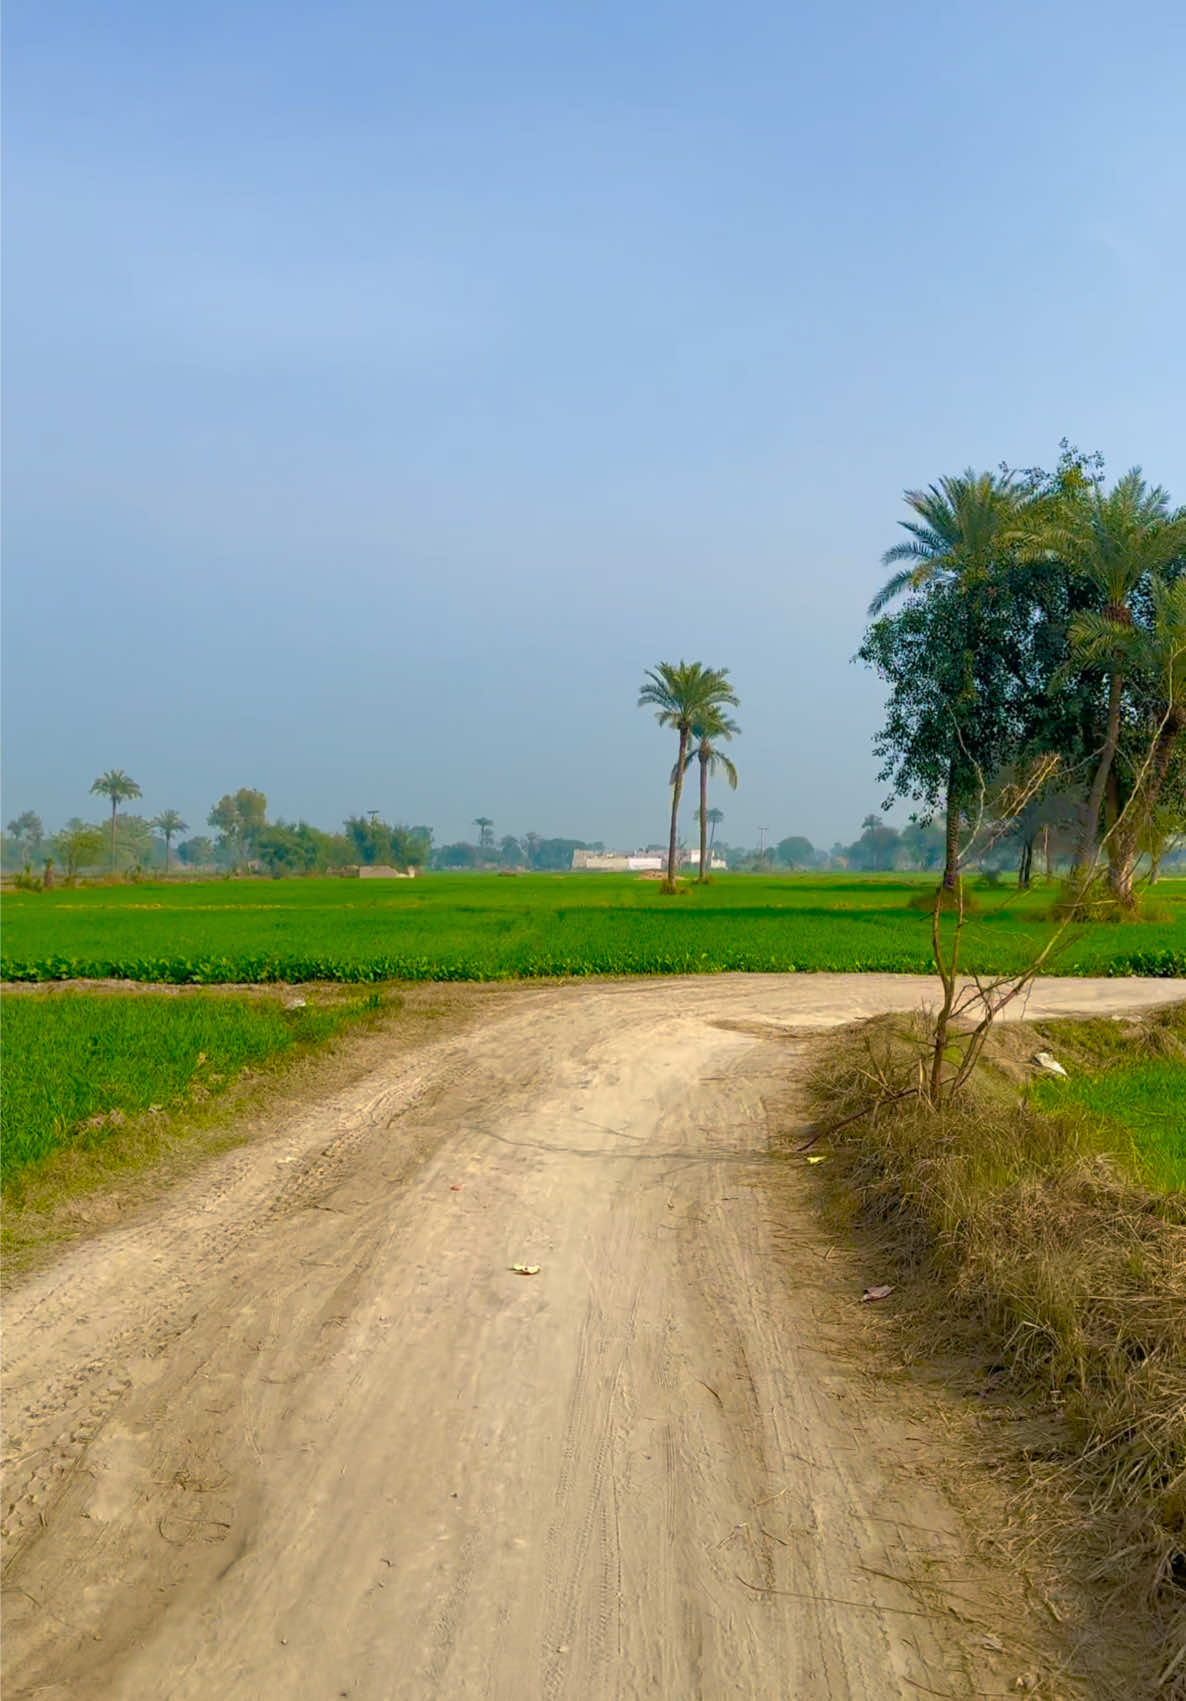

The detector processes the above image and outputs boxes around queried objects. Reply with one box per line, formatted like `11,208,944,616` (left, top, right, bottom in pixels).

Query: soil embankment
3,974,1181,1699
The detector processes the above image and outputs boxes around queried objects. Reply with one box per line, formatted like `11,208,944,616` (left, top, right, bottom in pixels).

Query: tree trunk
697,749,709,881
165,834,172,873
1042,825,1052,882
942,762,960,891
110,801,118,870
1076,667,1124,872
1103,767,1137,909
1114,714,1184,899
667,729,687,885
1018,837,1033,890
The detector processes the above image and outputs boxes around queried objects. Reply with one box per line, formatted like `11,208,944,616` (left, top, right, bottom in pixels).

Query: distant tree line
2,782,433,880
430,827,605,871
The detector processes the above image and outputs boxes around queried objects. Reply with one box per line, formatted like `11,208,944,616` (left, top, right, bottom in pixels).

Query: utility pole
758,826,769,867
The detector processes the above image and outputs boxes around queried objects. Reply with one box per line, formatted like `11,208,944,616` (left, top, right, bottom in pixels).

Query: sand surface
3,973,1181,1699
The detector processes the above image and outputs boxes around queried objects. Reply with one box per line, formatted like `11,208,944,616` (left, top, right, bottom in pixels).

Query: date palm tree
1094,573,1186,904
639,661,738,888
678,709,739,881
1034,470,1186,870
871,469,1026,890
152,809,188,872
90,769,142,870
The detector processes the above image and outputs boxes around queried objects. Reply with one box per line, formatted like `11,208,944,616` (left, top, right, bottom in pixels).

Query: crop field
2,874,1183,983
0,990,378,1189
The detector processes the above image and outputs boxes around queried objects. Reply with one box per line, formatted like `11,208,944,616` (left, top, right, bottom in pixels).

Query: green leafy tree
208,789,268,867
53,822,106,876
499,834,525,867
344,815,430,871
255,821,337,876
436,841,480,868
866,471,1032,890
177,835,215,867
1141,797,1185,883
847,814,901,873
897,821,945,871
344,814,393,866
151,809,188,872
115,815,157,872
775,835,815,869
860,584,1036,890
6,812,44,867
639,661,738,887
678,707,739,882
1028,470,1186,868
90,769,142,869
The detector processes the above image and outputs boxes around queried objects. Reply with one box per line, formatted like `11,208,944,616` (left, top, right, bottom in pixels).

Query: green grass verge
1032,1060,1186,1191
1,989,381,1193
2,873,1183,983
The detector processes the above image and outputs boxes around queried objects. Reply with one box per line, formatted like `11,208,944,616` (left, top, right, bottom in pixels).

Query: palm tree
678,709,739,881
1033,471,1186,869
90,769,142,870
639,661,738,888
871,469,1027,890
706,807,725,856
152,809,188,872
1102,574,1186,904
473,817,494,858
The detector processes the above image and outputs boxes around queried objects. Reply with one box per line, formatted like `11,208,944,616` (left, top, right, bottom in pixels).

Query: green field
0,990,378,1188
1031,1059,1186,1191
2,874,1183,982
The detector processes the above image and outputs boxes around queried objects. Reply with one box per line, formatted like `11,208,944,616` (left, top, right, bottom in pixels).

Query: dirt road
3,974,1180,1700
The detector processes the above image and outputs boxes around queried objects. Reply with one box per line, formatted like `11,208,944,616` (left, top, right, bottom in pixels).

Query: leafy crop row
2,875,1183,985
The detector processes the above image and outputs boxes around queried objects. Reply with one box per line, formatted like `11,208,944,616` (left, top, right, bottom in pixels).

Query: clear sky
4,0,1183,852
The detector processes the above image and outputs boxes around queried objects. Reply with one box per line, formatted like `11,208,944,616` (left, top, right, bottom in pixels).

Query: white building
683,850,728,871
570,850,665,872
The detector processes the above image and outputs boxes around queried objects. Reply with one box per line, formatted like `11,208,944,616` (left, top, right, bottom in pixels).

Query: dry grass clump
805,1007,1186,1682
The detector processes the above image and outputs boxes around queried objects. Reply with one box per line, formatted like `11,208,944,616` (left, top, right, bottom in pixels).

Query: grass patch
804,1003,1186,1675
0,987,388,1260
2,873,1183,982
0,991,379,1186
1032,1060,1186,1192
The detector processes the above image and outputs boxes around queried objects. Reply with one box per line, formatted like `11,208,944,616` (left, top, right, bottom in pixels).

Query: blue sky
4,0,1184,850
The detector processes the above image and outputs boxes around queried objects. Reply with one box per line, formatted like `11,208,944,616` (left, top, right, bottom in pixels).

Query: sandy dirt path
3,974,1181,1700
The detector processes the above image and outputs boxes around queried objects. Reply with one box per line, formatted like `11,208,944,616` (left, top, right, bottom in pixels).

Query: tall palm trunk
697,749,709,881
110,801,118,870
667,728,688,885
942,761,961,891
1077,666,1124,872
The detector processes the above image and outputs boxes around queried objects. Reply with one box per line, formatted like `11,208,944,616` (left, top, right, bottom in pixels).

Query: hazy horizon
4,0,1183,852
